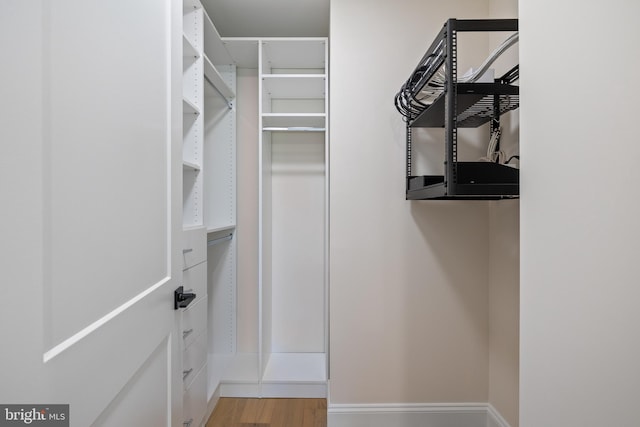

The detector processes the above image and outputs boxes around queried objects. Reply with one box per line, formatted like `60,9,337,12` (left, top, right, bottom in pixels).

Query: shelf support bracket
204,74,234,109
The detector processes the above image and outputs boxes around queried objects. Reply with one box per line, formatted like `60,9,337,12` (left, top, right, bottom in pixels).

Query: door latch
174,286,196,310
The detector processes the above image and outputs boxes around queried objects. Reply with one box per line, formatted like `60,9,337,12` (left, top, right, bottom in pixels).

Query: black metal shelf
410,83,519,128
395,18,519,200
407,162,519,200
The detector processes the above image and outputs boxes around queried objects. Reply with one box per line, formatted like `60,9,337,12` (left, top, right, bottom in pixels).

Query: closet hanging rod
204,75,233,110
262,127,326,132
207,233,233,247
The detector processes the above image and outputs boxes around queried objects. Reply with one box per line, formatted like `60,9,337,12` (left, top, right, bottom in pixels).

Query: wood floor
205,398,327,427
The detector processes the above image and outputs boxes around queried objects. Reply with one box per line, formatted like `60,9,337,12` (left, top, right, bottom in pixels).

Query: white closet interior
211,36,329,399
181,0,239,425
182,0,329,418
258,38,328,397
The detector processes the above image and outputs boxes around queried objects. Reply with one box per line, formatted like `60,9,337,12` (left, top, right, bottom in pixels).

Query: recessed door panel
93,339,170,426
46,0,171,347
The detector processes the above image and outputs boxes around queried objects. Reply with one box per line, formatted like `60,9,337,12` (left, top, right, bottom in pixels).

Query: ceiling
202,0,329,38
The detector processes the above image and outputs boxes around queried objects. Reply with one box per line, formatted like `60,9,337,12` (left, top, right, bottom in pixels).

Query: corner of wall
488,200,520,427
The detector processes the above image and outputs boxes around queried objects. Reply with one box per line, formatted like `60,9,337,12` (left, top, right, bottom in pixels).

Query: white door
0,1,183,426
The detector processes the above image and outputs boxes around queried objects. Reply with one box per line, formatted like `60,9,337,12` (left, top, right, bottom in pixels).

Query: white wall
487,2,519,426
329,0,494,404
489,200,519,427
520,1,640,426
271,132,326,352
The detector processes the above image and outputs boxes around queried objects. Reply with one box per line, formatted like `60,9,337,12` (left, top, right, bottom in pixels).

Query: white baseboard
487,403,512,427
261,381,327,398
219,382,261,397
217,381,326,398
328,403,512,427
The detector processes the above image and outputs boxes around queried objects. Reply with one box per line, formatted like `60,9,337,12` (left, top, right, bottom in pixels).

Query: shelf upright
444,17,458,196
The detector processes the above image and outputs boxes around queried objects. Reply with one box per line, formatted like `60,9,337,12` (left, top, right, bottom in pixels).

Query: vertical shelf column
183,0,204,229
258,38,329,398
182,1,208,426
199,8,258,401
203,36,329,400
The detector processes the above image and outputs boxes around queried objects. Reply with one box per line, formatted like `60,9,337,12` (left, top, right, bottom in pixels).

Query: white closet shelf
262,353,326,383
183,161,201,171
183,97,201,115
263,127,325,132
262,113,325,128
183,0,200,10
206,224,236,234
203,54,235,100
183,34,200,59
202,8,233,67
262,75,326,99
262,39,326,70
220,38,259,68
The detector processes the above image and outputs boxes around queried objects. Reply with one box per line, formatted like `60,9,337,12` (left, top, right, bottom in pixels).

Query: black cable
506,155,520,164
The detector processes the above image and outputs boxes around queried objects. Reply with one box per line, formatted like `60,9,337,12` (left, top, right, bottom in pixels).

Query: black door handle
174,286,196,309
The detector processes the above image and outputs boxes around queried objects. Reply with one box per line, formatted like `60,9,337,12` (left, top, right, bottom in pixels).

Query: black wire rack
395,19,520,200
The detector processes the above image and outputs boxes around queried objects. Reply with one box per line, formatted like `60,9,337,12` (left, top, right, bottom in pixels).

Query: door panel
46,0,171,347
0,1,183,425
43,280,176,425
93,339,170,426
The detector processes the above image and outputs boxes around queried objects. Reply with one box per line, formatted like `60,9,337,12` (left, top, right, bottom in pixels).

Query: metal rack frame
399,18,520,200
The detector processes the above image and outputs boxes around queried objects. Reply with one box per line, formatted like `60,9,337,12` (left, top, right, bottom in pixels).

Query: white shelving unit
181,2,209,427
183,98,201,115
262,75,326,99
200,36,330,399
259,38,329,398
185,9,328,410
262,113,326,129
200,3,246,406
183,34,200,59
203,78,236,232
196,36,329,401
203,56,235,100
183,160,201,172
206,224,236,235
182,0,241,423
182,0,203,230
